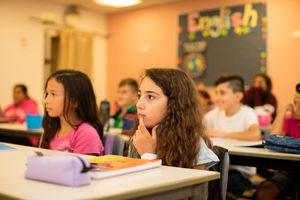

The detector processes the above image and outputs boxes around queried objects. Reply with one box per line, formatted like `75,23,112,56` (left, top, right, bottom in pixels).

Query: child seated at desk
107,78,139,136
204,74,261,198
0,84,40,146
40,70,104,156
129,68,219,170
243,73,277,122
0,84,39,123
255,83,300,200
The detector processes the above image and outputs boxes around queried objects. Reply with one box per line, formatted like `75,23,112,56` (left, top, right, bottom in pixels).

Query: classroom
0,0,300,199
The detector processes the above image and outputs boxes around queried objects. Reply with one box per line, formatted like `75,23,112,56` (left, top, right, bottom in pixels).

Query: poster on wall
178,3,267,86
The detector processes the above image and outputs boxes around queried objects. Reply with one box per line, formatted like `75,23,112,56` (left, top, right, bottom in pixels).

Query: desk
0,143,219,200
0,123,42,138
212,138,300,171
0,124,42,146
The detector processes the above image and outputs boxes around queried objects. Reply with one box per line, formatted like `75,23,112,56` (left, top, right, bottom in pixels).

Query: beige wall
107,0,300,107
268,0,300,106
0,0,107,111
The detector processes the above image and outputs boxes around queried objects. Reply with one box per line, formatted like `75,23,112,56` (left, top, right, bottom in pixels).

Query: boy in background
110,78,139,135
205,75,261,198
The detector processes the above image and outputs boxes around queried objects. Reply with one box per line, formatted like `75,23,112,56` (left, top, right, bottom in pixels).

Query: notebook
89,155,161,180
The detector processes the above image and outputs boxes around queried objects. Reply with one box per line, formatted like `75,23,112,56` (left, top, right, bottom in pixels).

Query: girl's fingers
139,116,145,126
151,125,158,141
138,117,149,136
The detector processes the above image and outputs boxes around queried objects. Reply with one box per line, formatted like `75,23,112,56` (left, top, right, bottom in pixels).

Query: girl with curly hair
130,68,218,169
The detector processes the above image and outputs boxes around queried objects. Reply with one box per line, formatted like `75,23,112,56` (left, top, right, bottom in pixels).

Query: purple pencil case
25,153,92,187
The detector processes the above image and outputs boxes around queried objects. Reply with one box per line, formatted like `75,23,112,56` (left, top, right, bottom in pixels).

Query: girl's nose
43,95,49,104
136,99,144,110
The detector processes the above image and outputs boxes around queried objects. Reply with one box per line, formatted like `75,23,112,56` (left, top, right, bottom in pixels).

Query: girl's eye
45,92,57,98
147,95,155,100
137,94,141,99
219,91,225,95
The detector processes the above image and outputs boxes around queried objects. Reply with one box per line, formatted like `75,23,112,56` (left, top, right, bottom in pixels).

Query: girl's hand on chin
133,117,158,156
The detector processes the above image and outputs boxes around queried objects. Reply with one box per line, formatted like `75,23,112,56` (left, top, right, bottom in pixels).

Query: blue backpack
264,135,300,154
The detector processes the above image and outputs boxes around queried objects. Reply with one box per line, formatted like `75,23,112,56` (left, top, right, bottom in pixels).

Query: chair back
99,100,110,127
208,145,230,200
103,133,127,156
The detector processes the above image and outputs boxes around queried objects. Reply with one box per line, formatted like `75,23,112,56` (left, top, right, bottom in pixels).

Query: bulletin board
178,3,267,86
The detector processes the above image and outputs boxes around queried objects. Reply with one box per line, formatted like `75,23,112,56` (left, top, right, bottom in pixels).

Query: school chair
103,133,127,156
208,146,230,200
99,99,110,126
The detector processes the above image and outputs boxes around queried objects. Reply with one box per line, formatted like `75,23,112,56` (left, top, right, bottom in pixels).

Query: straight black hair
254,73,273,95
14,84,29,98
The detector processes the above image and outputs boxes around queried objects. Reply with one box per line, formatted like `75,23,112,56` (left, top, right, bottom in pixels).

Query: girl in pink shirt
40,70,104,156
1,84,39,123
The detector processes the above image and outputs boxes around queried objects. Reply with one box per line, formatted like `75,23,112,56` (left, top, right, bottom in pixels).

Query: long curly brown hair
143,68,211,168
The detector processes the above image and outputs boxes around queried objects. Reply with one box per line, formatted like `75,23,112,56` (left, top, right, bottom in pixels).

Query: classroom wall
0,0,107,112
107,0,300,107
268,0,300,106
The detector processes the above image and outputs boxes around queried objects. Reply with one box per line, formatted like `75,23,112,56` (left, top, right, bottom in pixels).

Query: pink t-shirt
3,98,39,123
49,122,104,155
283,117,300,138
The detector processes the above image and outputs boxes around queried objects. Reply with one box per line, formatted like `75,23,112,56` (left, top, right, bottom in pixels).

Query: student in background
205,75,261,198
271,83,300,137
109,78,139,135
205,75,261,140
130,68,219,171
243,74,277,121
40,70,104,156
0,84,39,123
198,89,214,113
255,83,300,200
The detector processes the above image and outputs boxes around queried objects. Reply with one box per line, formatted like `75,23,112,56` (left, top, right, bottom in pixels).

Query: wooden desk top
0,143,219,200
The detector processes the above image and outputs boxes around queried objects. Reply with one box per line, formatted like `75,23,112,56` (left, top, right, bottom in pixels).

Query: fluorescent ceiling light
94,0,141,7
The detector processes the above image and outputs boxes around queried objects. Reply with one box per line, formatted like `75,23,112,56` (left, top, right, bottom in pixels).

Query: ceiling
44,0,185,14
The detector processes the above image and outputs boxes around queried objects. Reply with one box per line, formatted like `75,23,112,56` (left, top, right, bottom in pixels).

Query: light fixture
94,0,141,7
63,5,80,27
